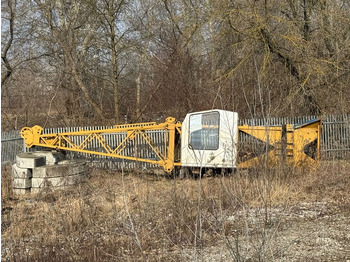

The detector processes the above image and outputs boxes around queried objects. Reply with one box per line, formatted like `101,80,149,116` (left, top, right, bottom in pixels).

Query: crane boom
21,117,182,172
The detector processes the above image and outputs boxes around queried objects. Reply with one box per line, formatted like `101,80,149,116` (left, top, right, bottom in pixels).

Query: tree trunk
1,0,14,87
107,0,120,124
111,41,119,123
64,47,106,121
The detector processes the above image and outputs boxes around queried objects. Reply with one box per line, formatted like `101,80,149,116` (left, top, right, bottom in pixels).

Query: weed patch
2,163,350,261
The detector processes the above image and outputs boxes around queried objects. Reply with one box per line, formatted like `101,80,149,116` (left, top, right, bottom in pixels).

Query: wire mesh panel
321,115,350,160
1,130,24,164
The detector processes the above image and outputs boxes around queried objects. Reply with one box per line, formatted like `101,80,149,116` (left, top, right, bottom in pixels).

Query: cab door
181,110,238,168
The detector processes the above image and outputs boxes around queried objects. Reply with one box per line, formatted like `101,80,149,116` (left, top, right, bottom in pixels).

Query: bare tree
93,0,128,123
208,0,350,116
2,0,350,131
33,0,106,121
1,0,15,87
134,1,155,121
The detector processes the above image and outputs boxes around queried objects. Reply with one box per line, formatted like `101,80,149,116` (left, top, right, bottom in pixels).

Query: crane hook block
20,125,43,148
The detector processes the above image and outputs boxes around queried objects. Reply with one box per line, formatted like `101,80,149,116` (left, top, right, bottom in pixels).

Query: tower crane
21,110,321,173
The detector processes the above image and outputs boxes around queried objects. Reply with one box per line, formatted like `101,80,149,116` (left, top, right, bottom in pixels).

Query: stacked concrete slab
12,151,88,195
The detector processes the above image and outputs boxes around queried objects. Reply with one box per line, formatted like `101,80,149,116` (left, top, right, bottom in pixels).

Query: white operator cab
181,110,239,173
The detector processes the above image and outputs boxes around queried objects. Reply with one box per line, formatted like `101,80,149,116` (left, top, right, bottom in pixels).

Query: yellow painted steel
237,126,284,168
21,117,182,173
21,115,321,172
291,119,321,166
238,118,321,168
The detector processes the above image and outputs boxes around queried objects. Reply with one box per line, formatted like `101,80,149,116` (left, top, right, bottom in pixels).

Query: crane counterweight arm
20,117,182,173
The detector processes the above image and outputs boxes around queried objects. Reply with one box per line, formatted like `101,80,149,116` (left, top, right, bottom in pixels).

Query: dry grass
1,161,350,261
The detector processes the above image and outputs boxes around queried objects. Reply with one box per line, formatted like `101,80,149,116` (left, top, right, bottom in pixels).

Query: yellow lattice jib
20,119,182,173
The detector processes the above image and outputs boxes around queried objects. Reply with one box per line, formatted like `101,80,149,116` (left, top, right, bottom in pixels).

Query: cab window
189,112,219,150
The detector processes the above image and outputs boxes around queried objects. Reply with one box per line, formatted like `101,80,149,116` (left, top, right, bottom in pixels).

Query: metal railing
2,114,349,167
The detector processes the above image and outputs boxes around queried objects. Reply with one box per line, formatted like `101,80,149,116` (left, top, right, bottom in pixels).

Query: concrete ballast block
12,164,32,179
12,188,31,195
31,151,65,165
16,153,46,169
31,174,85,188
13,152,88,194
13,178,32,189
33,163,86,178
